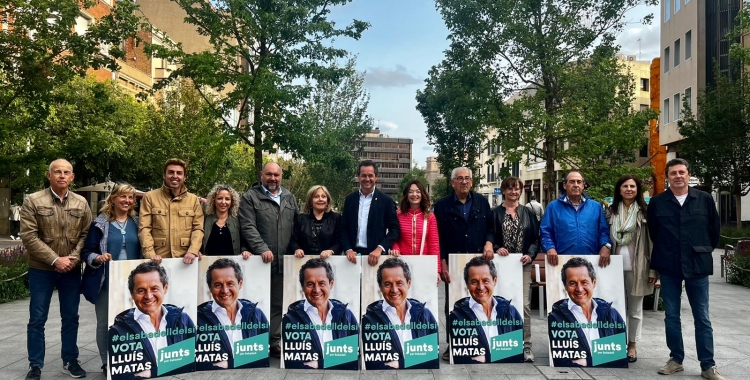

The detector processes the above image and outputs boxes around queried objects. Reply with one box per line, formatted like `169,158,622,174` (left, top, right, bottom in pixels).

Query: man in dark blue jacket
540,171,612,267
362,258,439,369
282,258,358,370
548,257,626,368
433,167,494,360
341,160,400,267
449,257,523,364
108,262,196,380
647,158,723,380
196,258,269,370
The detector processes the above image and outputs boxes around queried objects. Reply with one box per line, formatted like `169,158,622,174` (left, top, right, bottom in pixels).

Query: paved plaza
1,237,748,379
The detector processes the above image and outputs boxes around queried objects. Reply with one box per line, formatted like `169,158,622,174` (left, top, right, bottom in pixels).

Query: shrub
718,226,750,248
0,245,30,303
727,241,750,288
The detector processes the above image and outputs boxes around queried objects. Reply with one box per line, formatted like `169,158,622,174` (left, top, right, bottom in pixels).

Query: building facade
358,128,413,197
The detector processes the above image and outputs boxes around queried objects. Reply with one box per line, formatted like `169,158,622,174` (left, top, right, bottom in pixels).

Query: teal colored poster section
403,333,439,368
323,335,358,368
591,333,627,366
490,330,523,362
157,338,195,376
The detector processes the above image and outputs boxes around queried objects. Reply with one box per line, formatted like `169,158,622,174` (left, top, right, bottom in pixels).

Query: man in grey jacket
238,162,298,357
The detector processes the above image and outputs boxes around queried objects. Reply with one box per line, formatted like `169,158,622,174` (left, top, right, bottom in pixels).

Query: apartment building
358,128,413,198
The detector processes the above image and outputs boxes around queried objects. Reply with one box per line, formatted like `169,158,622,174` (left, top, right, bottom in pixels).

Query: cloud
616,11,661,61
375,120,399,130
364,65,422,88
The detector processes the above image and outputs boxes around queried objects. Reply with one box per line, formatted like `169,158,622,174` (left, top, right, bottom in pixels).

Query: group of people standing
16,156,723,380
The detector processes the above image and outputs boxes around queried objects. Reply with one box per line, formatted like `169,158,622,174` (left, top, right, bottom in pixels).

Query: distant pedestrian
525,194,544,222
20,159,92,380
9,202,21,240
647,158,724,380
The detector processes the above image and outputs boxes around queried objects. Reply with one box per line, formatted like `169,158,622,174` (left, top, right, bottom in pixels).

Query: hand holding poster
195,256,270,371
448,254,525,364
281,256,361,370
107,259,198,379
361,256,439,370
546,255,627,368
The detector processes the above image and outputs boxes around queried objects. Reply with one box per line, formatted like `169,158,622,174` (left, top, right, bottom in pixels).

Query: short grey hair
563,171,584,183
451,167,472,179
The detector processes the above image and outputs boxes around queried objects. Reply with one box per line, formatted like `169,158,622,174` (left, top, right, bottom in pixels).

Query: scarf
611,202,639,245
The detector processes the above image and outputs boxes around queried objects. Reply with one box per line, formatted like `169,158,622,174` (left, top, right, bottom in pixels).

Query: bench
530,254,546,318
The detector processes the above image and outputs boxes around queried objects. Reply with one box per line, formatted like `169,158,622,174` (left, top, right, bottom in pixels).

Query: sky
329,0,662,167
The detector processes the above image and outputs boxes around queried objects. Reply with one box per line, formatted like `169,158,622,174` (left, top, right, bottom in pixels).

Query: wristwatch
604,243,612,250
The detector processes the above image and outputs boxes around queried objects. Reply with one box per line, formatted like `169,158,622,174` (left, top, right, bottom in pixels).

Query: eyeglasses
567,180,584,185
453,177,472,183
408,190,421,194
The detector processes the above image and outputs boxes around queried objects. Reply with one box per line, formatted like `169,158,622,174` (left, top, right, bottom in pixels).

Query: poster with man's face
361,255,440,370
107,259,198,379
195,256,271,371
448,254,525,364
281,255,361,370
546,255,627,368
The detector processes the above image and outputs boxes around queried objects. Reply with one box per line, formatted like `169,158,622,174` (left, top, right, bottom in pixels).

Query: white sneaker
9,235,16,240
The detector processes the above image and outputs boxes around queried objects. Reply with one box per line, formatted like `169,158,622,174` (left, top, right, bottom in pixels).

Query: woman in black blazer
201,184,250,258
289,185,341,259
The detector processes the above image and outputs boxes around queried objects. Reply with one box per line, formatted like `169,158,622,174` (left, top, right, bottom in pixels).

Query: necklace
114,219,127,235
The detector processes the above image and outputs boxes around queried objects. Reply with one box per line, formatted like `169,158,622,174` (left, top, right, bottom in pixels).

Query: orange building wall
649,58,667,195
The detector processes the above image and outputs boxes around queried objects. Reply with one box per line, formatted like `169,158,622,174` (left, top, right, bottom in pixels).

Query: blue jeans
659,272,715,371
27,268,81,368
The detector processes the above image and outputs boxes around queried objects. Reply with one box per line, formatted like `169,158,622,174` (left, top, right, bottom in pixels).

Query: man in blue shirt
540,171,611,267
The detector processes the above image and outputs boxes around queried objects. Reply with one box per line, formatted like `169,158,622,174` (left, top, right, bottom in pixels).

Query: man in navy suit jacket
341,160,400,266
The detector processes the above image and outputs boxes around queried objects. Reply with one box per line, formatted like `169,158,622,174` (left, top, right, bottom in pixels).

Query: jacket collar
161,184,189,199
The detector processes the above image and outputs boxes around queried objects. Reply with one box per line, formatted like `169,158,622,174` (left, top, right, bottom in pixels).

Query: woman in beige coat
607,174,657,363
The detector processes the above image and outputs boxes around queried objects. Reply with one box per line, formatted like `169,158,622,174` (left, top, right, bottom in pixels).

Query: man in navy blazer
341,160,400,266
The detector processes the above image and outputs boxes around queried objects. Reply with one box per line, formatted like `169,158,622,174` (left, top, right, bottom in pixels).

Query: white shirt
382,300,412,349
617,244,633,271
567,299,600,351
469,296,498,340
211,300,244,355
134,305,169,355
304,299,333,344
356,190,374,248
262,185,282,206
675,193,688,206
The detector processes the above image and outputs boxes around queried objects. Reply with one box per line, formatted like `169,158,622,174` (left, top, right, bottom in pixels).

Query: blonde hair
205,184,240,217
100,183,137,221
303,185,332,214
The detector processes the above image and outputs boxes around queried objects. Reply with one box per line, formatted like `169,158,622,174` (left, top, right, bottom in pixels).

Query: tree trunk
736,193,743,229
253,105,263,182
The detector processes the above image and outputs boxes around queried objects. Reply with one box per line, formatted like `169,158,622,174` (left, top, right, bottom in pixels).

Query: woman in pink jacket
389,180,441,275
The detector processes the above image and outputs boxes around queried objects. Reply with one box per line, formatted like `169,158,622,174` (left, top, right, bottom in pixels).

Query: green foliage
718,227,750,248
152,0,369,178
0,246,29,303
397,166,429,197
726,241,750,288
435,0,657,202
431,177,452,201
297,59,373,208
416,44,501,179
678,59,750,228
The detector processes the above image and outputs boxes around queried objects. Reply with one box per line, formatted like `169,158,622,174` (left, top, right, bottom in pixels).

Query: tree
416,44,501,179
298,59,373,208
436,0,657,203
152,0,369,178
679,67,750,228
397,166,428,197
0,0,141,133
431,177,452,201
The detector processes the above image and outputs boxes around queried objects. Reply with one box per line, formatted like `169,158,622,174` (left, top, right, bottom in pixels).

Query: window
639,144,649,158
640,78,650,92
685,30,692,60
675,0,681,14
664,47,670,73
673,93,681,121
674,39,681,67
74,15,91,36
684,87,692,112
663,98,670,124
665,0,671,22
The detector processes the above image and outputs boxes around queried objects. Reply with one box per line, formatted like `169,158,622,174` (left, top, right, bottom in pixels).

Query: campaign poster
448,254,524,364
546,255,627,368
107,259,198,379
195,256,271,371
281,255,361,370
361,255,440,370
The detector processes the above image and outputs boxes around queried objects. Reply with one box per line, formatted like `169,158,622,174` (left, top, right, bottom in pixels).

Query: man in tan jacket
138,158,204,264
20,158,92,380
